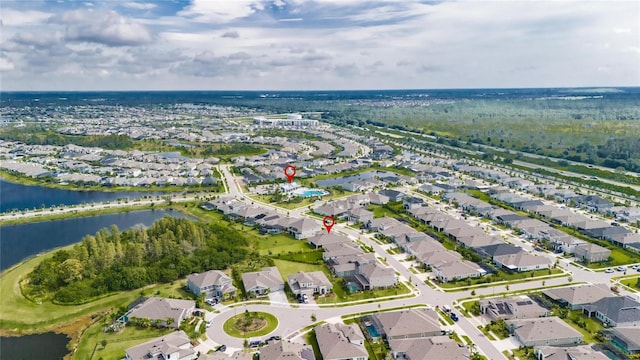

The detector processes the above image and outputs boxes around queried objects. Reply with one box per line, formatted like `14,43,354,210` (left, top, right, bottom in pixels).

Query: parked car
216,345,227,352
450,313,459,322
616,266,626,272
605,268,614,273
249,341,261,348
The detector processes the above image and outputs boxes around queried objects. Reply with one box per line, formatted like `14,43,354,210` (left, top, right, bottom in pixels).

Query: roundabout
222,311,279,338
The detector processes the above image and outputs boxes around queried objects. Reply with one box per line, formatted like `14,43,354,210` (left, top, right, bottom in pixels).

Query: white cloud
122,2,157,10
0,57,15,71
177,0,267,23
51,10,154,46
0,9,52,26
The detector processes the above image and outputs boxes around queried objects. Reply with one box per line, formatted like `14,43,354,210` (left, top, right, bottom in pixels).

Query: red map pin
284,165,296,183
323,216,335,234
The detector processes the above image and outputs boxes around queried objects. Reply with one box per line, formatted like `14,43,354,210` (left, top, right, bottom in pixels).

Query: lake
0,178,164,212
315,170,399,187
0,209,190,271
1,333,70,360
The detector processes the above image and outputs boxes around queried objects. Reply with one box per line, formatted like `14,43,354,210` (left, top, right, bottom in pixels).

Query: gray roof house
259,341,316,360
314,323,368,360
127,297,195,328
347,208,374,224
388,336,469,360
125,330,196,360
607,326,640,355
288,218,321,239
432,260,486,283
506,317,582,347
354,263,397,290
372,308,441,340
543,284,612,310
479,296,548,321
533,345,610,360
493,251,552,272
187,270,236,299
583,296,640,327
308,233,350,248
197,352,252,360
573,243,611,263
242,267,284,296
287,271,332,296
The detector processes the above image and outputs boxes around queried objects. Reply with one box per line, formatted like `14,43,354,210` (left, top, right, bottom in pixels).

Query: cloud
0,57,15,71
178,0,268,23
221,30,240,38
121,2,157,10
0,9,52,26
50,10,153,46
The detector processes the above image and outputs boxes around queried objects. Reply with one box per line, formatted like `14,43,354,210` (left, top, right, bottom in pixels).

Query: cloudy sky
1,0,639,91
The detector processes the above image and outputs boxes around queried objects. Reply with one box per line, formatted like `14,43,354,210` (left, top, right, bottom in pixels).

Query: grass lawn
74,320,172,360
222,312,278,338
315,282,411,305
272,259,330,280
251,233,313,256
620,276,640,290
562,310,605,343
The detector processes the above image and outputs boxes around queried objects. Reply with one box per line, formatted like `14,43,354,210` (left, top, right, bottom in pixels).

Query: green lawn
252,233,313,256
74,319,172,360
561,310,605,343
315,282,411,305
620,276,640,290
222,312,278,338
272,259,330,280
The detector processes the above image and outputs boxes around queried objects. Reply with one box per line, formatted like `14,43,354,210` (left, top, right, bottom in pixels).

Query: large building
253,114,319,127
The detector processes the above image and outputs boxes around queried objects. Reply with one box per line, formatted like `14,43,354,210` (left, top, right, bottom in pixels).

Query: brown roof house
127,297,195,328
533,345,610,360
314,323,368,360
371,308,442,340
388,336,469,360
187,270,236,299
432,260,486,283
125,330,196,360
242,267,284,297
506,317,582,347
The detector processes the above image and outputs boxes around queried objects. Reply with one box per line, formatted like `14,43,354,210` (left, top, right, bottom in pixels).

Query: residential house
287,271,332,296
533,345,610,360
573,243,611,263
314,323,368,360
493,251,552,272
371,308,441,340
506,317,582,347
402,197,424,210
127,297,195,328
347,208,374,224
125,330,196,360
388,336,469,360
367,192,390,205
479,296,548,320
354,263,396,290
543,284,612,310
378,189,405,202
308,233,349,249
432,260,486,283
288,218,321,239
187,270,236,299
582,296,640,327
607,327,640,355
198,352,252,360
242,267,284,297
259,341,316,360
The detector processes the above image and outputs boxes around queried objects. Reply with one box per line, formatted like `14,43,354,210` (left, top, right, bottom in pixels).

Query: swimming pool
365,324,380,338
298,189,328,198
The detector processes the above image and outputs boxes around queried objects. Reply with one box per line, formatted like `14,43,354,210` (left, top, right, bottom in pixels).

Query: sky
1,0,639,91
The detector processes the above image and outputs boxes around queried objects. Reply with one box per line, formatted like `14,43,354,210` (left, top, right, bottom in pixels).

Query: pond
315,170,399,188
0,209,191,271
1,332,70,360
0,178,164,212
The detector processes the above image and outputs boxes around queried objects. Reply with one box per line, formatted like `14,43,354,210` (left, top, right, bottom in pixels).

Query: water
1,332,70,360
0,178,165,212
315,171,398,187
298,189,328,198
0,209,190,271
365,324,381,338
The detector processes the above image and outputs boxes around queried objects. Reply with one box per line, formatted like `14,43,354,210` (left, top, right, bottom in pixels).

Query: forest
0,125,134,150
24,217,250,304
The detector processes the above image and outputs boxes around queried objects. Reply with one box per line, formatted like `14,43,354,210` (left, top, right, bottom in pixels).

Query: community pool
295,188,329,198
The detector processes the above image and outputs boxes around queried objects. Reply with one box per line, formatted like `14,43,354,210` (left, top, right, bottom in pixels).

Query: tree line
26,217,250,304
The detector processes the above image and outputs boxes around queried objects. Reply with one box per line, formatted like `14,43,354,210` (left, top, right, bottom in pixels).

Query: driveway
268,290,290,306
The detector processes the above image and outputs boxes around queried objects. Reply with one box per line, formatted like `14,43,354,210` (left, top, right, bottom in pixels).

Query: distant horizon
2,86,639,94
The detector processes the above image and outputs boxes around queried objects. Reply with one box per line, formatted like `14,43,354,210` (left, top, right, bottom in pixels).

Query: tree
101,339,107,349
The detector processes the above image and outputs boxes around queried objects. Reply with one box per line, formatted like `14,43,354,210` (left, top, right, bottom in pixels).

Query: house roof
187,270,230,288
126,330,194,360
259,341,316,360
583,296,640,324
242,267,284,291
287,271,331,288
315,323,368,360
374,308,441,338
308,233,349,247
388,336,469,360
543,284,611,306
609,327,640,352
494,251,552,269
128,297,194,324
434,260,486,278
534,345,610,360
358,263,395,281
507,317,582,343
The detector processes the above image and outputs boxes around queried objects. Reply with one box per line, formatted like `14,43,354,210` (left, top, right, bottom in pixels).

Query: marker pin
284,165,296,183
323,216,335,234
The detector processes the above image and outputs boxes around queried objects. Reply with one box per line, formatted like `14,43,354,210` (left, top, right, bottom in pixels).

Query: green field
222,312,278,338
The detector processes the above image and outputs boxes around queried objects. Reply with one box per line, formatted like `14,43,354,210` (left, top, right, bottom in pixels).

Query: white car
604,268,614,274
